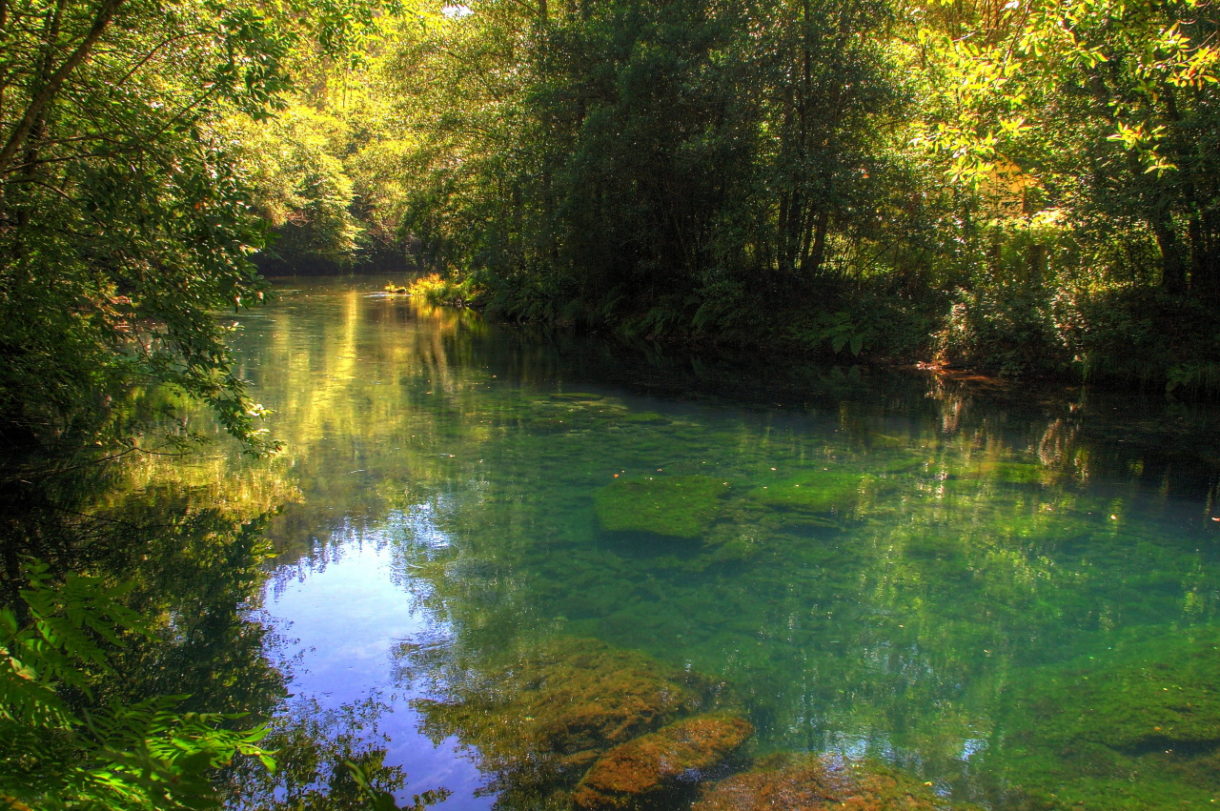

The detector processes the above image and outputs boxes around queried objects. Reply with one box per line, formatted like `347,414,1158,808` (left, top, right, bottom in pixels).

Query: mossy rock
999,626,1220,809
692,752,981,810
413,637,721,785
618,411,671,426
594,476,728,540
962,459,1049,485
572,714,754,809
745,469,865,514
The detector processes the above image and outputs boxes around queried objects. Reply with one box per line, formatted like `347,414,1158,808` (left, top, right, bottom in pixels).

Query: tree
0,0,298,473
0,1,413,808
385,0,903,342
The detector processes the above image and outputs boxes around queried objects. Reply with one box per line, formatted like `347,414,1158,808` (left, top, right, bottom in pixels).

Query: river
146,277,1220,809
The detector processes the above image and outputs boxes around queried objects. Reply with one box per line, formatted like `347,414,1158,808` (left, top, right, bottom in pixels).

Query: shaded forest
254,0,1220,390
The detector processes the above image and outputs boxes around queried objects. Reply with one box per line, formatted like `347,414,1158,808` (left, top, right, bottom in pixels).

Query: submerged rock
745,469,864,515
572,714,753,809
692,753,976,810
414,638,722,793
999,626,1220,809
594,475,728,539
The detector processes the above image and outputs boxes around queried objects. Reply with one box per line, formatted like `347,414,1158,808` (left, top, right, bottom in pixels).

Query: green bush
935,285,1070,377
1054,286,1220,394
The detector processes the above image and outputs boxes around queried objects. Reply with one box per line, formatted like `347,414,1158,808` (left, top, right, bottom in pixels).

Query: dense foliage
1,564,274,810
0,0,290,796
0,0,426,807
309,0,1219,388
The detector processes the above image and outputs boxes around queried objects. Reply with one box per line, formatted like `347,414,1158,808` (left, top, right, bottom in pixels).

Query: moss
692,752,980,810
999,626,1220,809
572,714,754,809
618,411,671,426
961,459,1050,486
594,475,728,540
745,469,865,514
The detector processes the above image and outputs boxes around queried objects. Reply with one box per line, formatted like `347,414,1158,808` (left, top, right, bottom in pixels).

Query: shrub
934,285,1070,377
405,273,481,308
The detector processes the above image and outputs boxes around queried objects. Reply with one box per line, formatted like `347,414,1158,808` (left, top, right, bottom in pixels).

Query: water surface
208,278,1220,808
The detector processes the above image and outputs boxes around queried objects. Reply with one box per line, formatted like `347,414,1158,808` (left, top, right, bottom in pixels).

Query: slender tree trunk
1152,212,1187,294
806,208,829,275
0,0,124,176
0,0,9,119
12,0,67,250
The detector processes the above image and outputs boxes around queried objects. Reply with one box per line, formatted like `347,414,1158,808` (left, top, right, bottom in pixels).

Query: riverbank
376,267,1220,401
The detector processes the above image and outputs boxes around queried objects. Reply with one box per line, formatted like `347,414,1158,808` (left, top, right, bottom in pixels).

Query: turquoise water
211,278,1220,809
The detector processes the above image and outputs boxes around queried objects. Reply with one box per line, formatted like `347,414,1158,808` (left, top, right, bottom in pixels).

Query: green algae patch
960,458,1053,486
745,469,865,514
594,475,728,539
692,753,981,811
999,626,1220,809
615,410,671,426
573,714,753,809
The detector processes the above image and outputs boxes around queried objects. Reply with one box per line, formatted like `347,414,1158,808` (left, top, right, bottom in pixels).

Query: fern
0,562,273,811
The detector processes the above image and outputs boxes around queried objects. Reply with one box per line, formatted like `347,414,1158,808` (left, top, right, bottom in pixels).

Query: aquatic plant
594,475,729,540
997,626,1220,809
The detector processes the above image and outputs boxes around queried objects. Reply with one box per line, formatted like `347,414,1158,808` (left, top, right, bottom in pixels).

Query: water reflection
207,278,1220,809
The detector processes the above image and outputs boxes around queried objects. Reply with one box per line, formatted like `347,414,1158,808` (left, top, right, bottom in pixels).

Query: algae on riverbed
572,714,753,809
594,475,728,539
744,468,866,514
997,626,1220,809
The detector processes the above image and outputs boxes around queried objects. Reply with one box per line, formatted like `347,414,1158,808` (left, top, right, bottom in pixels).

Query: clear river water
163,277,1220,809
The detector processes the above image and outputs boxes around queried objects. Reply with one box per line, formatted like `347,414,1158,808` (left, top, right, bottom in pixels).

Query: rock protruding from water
572,714,753,809
692,753,977,810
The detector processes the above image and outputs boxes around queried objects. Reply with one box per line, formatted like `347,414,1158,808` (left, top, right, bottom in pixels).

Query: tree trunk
0,0,125,176
805,208,830,275
1152,212,1187,294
